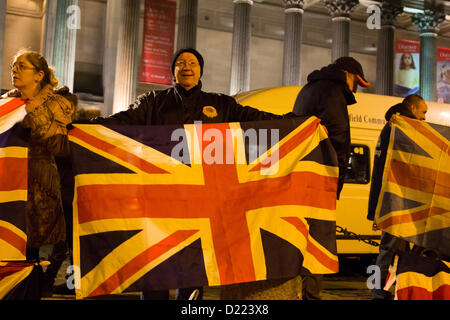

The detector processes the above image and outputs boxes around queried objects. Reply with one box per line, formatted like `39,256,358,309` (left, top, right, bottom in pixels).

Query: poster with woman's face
394,39,420,98
437,47,450,104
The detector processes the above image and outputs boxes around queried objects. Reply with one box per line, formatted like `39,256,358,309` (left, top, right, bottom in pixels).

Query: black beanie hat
171,48,204,76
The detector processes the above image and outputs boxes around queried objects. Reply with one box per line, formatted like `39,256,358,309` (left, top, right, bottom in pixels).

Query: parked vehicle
235,86,450,254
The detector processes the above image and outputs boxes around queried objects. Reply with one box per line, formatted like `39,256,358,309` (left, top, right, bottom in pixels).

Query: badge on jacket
202,106,218,118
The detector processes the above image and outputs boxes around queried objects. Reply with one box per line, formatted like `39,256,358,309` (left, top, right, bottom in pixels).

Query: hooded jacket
292,64,357,199
367,104,415,221
93,82,289,126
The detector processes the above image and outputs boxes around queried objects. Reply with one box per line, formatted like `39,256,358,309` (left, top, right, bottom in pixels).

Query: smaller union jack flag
0,261,35,299
69,116,339,299
0,98,28,262
0,98,33,300
375,114,450,257
395,251,450,300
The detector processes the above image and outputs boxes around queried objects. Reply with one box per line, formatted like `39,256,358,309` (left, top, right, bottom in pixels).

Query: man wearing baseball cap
292,57,370,300
293,56,371,201
334,56,371,90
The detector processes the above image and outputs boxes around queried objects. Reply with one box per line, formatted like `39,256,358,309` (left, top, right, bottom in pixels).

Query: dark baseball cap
171,48,204,76
333,57,371,87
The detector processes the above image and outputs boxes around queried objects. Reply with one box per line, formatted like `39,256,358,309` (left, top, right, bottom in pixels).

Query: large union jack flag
68,116,339,299
374,114,450,257
0,98,28,262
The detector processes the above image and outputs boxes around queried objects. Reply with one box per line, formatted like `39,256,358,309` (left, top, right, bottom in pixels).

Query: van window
344,144,370,184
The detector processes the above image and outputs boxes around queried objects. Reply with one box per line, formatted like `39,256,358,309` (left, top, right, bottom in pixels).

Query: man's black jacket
292,64,357,199
93,83,289,125
367,104,415,221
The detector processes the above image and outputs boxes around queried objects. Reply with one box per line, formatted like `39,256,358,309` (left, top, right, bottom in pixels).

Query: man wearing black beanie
171,48,204,77
93,48,289,126
90,48,296,300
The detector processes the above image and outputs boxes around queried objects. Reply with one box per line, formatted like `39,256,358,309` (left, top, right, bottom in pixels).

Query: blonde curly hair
13,49,59,88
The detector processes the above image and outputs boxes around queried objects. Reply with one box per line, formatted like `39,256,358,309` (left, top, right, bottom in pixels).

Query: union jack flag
395,251,450,300
0,98,33,300
374,114,450,257
0,261,35,299
68,116,339,299
0,98,28,262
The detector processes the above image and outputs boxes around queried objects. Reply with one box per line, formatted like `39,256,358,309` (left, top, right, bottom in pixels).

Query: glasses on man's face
174,60,198,68
10,62,36,72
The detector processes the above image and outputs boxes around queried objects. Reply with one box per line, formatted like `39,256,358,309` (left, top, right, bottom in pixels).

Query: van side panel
235,86,450,254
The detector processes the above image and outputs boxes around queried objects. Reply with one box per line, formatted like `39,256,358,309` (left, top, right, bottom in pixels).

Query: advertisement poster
394,39,420,97
436,46,450,104
139,0,176,85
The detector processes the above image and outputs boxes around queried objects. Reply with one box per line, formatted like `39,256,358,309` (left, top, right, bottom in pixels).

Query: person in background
367,94,428,300
292,57,371,300
293,56,371,201
52,110,102,298
1,50,76,299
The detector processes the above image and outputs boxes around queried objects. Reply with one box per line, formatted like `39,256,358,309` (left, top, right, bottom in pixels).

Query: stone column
103,0,122,116
412,9,445,101
0,0,5,90
325,0,359,62
52,0,78,91
112,0,140,113
230,0,253,96
282,0,304,86
42,0,58,65
176,0,198,50
375,2,402,96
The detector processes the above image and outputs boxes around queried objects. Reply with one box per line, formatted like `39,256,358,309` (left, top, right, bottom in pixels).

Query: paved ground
40,247,378,301
45,277,373,301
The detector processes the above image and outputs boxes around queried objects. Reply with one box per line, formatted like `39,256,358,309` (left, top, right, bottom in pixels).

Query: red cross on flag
68,116,339,299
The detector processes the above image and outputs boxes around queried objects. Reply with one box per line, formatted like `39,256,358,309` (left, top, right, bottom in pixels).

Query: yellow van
235,86,450,255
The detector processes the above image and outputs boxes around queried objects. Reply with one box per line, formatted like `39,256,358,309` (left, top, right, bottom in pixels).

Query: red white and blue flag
375,115,450,257
395,252,450,300
68,116,340,299
0,98,28,261
0,261,35,299
0,98,32,300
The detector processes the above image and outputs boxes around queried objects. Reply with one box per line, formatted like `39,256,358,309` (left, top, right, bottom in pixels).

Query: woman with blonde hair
1,50,76,298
